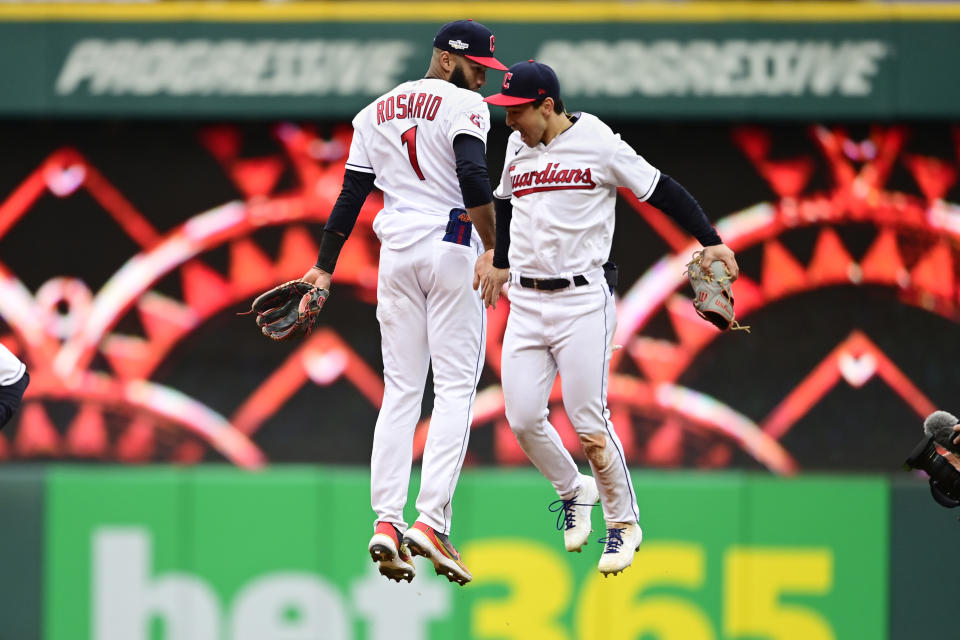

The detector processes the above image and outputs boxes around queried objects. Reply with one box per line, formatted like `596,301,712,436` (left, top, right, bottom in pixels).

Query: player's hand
301,266,332,293
473,250,494,291
953,423,960,446
481,267,510,309
701,244,739,280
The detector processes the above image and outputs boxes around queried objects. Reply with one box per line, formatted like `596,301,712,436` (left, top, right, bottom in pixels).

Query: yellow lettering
576,543,714,640
724,547,835,640
465,540,571,640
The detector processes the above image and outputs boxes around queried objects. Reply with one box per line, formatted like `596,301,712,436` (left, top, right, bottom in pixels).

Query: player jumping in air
481,60,739,576
297,20,507,585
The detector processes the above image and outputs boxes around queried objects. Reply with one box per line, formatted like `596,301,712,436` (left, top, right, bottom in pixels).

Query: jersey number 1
401,126,426,181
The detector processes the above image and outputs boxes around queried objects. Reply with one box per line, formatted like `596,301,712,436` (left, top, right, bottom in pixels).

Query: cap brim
483,93,537,106
465,54,509,71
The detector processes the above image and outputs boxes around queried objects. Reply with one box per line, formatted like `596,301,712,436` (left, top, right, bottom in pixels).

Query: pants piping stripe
599,286,640,523
440,288,485,534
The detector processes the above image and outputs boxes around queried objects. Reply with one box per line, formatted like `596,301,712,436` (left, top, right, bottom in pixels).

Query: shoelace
548,497,582,531
598,527,625,554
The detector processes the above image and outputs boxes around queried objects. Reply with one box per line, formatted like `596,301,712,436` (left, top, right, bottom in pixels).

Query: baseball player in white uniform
0,344,29,429
481,61,739,575
298,20,506,585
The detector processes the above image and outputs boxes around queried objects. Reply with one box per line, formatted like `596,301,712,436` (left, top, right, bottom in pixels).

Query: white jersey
347,78,492,250
0,344,25,386
493,112,660,277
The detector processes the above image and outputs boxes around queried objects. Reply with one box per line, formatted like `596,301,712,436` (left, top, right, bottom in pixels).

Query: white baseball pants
501,273,640,525
369,237,486,535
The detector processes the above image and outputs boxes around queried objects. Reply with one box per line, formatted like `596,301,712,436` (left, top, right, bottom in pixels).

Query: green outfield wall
1,2,960,119
0,466,955,639
42,468,887,640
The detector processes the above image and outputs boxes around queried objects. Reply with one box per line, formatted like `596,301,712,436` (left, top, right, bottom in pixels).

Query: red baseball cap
484,60,560,106
433,20,508,71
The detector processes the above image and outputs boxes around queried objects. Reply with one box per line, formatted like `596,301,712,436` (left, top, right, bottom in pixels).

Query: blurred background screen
0,2,958,639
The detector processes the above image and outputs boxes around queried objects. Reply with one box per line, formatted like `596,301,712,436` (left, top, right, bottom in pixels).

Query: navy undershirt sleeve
647,174,722,247
493,198,513,269
453,134,494,208
0,370,29,429
315,169,376,273
325,169,376,237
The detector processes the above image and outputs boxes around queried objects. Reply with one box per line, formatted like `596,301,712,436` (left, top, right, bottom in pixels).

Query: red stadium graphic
0,122,957,470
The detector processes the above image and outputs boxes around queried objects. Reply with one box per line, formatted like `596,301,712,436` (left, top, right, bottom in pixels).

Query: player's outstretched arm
0,372,28,429
308,169,376,293
242,166,371,342
645,174,738,278
0,344,28,429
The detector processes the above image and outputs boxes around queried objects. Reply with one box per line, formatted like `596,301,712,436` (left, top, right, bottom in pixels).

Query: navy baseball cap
433,19,508,71
484,60,560,106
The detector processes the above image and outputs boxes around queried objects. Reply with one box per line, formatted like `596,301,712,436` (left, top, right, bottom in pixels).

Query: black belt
518,275,588,291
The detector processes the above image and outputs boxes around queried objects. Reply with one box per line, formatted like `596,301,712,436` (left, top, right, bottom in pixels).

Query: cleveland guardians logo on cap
484,60,561,106
432,20,508,71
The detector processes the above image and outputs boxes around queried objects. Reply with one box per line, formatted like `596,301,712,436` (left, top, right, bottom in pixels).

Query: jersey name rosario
350,78,491,249
376,92,444,125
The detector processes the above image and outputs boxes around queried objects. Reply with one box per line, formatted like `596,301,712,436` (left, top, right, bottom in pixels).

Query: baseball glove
243,280,329,341
685,251,750,333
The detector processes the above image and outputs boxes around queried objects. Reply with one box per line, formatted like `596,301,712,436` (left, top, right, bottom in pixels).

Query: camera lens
905,435,960,507
905,435,936,471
